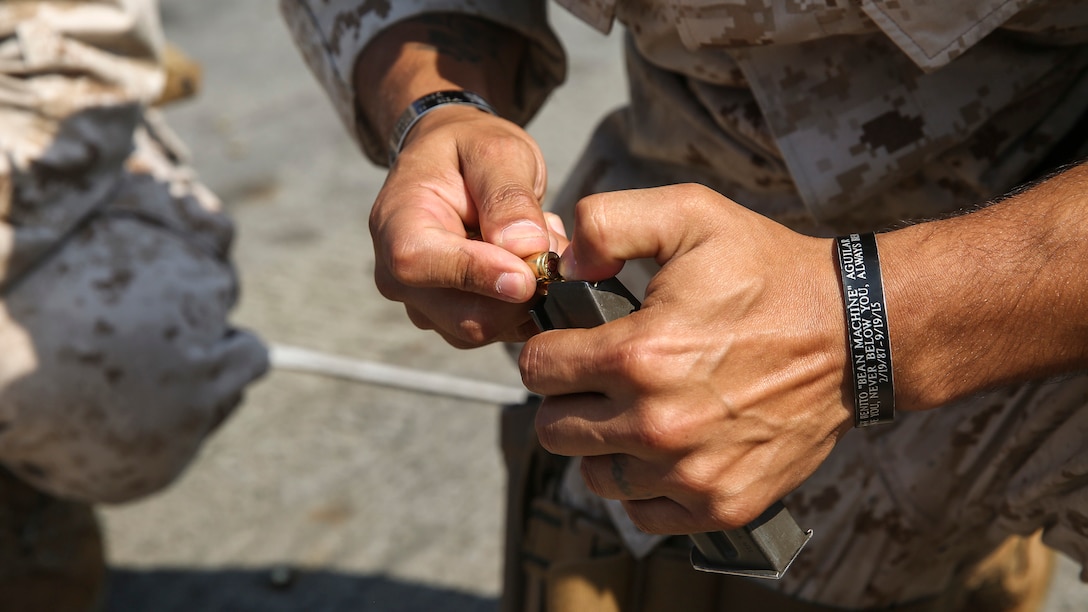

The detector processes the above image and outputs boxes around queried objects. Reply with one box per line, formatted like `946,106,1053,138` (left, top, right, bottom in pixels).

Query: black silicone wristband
387,90,496,165
835,233,895,427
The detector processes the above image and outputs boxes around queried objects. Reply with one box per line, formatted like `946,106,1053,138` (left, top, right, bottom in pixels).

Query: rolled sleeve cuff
279,0,566,166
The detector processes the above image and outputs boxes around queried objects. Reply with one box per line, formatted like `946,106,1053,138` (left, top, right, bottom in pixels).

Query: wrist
353,16,524,155
355,47,487,153
834,233,895,426
871,225,940,410
874,181,1088,412
780,235,856,433
386,90,496,165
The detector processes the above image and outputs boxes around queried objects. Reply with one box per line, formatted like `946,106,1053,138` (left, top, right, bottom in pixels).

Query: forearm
355,14,527,153
882,161,1088,410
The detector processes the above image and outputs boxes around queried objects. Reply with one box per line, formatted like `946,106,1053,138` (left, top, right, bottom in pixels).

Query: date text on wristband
835,233,895,427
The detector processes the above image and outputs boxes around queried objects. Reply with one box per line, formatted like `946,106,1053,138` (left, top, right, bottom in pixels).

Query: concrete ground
99,1,1084,610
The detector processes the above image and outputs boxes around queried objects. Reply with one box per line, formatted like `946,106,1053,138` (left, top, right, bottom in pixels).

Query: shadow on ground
105,567,498,612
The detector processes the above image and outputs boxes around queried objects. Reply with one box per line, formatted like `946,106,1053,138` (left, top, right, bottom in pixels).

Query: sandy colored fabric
282,0,1088,225
0,0,268,504
283,0,1088,608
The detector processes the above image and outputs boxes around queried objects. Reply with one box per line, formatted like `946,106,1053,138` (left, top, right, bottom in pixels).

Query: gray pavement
99,1,1084,610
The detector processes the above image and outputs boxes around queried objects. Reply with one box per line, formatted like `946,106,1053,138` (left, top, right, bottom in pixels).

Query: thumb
560,184,723,280
461,127,551,258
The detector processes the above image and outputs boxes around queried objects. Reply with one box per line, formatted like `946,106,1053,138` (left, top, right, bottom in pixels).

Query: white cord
269,343,529,406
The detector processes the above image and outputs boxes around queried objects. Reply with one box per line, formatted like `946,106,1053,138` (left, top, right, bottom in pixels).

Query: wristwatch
387,90,496,165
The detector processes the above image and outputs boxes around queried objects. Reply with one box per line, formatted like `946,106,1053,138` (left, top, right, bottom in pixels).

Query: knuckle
533,412,560,454
373,267,401,301
518,342,545,389
617,341,661,388
439,331,478,350
670,460,714,496
480,182,537,216
474,133,531,163
385,238,426,284
628,410,674,451
535,427,558,454
367,198,385,237
624,419,674,456
596,333,648,381
624,504,664,535
579,457,608,497
412,298,510,348
574,194,613,245
706,495,761,531
451,313,496,347
404,307,436,332
607,330,687,392
673,182,713,205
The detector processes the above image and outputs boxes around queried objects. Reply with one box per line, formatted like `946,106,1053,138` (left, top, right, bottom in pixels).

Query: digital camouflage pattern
282,0,1088,228
280,0,1088,608
0,0,268,504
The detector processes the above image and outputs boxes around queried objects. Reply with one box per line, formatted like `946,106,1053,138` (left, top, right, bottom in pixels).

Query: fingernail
496,272,528,300
544,214,567,238
500,221,546,248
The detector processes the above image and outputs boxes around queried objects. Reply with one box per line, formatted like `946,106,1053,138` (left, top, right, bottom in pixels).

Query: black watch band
387,90,496,165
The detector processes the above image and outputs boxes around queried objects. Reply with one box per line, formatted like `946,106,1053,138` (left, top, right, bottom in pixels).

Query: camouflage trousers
514,105,1088,610
0,106,268,505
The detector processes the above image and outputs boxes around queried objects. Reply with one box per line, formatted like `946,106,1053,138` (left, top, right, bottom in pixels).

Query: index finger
560,184,727,280
519,315,644,398
376,202,540,303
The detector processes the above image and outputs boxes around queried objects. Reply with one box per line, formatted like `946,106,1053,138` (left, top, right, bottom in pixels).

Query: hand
519,184,853,534
370,106,566,347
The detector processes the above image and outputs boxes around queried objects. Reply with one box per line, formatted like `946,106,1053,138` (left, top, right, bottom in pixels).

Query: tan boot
0,466,107,612
961,531,1055,612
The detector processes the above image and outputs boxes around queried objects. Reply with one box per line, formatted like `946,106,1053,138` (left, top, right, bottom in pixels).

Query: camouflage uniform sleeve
0,0,167,281
278,0,566,165
0,0,269,504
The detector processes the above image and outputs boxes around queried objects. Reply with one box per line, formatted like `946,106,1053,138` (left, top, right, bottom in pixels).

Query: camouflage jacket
281,0,1088,227
0,0,173,286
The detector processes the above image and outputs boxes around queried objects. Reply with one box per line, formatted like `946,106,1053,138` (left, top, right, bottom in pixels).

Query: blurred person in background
0,2,267,609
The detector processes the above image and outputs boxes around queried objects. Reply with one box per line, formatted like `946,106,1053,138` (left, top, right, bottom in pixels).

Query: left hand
519,184,854,535
369,106,566,347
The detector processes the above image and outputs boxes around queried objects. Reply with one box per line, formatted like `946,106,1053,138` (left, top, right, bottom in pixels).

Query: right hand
521,185,852,534
369,104,565,347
